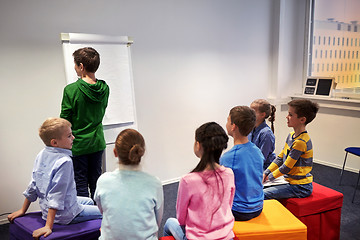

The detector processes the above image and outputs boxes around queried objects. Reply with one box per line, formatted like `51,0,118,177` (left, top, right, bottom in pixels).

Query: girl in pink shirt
163,122,235,240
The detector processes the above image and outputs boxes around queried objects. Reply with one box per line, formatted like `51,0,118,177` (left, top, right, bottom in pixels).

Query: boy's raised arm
7,197,31,222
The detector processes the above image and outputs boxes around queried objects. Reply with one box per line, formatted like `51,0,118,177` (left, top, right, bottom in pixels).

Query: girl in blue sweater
248,99,276,170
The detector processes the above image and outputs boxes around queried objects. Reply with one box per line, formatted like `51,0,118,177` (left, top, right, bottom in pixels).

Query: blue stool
9,212,101,240
339,147,360,203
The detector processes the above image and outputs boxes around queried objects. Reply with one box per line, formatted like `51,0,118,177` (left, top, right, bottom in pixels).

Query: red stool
159,237,175,240
279,182,343,240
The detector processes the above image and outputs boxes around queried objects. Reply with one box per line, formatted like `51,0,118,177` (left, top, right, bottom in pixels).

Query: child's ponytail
129,144,145,165
268,104,276,133
251,99,276,133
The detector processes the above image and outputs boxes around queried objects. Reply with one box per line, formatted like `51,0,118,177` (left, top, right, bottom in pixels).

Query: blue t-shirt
248,121,276,170
220,142,264,213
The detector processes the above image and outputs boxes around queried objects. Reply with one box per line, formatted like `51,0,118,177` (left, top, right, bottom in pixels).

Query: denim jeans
72,150,104,199
163,218,187,240
70,196,102,224
264,182,313,200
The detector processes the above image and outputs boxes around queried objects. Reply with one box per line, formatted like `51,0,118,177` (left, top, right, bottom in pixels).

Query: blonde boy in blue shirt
263,99,319,199
8,118,102,239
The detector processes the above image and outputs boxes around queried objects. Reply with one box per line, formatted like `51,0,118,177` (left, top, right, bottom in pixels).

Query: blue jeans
164,218,187,240
72,150,104,199
264,183,313,200
70,196,102,224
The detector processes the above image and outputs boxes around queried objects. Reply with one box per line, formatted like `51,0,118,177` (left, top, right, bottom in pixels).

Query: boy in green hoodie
60,47,109,199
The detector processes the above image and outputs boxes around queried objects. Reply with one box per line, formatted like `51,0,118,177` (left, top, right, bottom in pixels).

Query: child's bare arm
32,208,57,239
7,198,31,222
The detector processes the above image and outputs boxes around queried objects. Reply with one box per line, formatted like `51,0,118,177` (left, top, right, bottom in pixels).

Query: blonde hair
115,129,145,165
39,118,71,146
251,99,276,133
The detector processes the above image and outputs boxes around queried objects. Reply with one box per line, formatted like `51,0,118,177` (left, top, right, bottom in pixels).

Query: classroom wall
0,0,279,217
3,0,357,222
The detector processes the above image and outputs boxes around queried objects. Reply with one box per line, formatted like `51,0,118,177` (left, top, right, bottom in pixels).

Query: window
308,0,360,90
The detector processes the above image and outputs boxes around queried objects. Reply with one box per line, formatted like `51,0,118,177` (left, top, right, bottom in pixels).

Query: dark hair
251,99,276,133
191,122,229,221
288,99,319,125
73,47,100,73
115,129,145,165
192,122,229,173
229,106,256,136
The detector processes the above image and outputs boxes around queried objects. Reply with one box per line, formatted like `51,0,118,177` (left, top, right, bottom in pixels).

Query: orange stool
233,199,307,240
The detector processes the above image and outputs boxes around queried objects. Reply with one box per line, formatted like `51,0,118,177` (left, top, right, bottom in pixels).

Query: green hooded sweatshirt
60,78,110,156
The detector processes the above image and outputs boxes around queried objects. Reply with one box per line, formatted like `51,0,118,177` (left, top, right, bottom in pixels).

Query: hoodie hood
76,79,109,103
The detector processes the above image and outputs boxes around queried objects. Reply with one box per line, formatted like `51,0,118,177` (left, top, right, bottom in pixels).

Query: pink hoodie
176,166,235,240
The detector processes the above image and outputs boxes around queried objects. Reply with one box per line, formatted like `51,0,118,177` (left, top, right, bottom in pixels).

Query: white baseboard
160,160,358,186
162,177,180,185
314,159,358,173
0,217,9,225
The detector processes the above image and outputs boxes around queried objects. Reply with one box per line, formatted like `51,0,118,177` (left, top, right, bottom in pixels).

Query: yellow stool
233,199,307,240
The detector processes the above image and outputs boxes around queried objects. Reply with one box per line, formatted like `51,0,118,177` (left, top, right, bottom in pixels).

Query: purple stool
9,212,101,240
